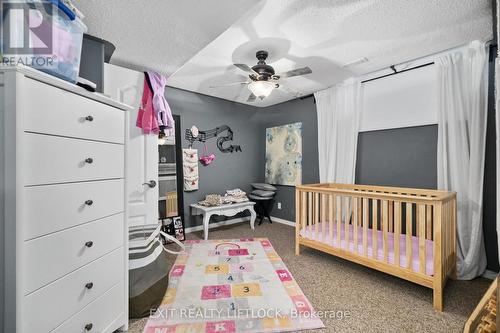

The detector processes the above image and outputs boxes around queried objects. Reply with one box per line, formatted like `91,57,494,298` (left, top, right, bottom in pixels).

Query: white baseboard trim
184,217,251,234
270,216,295,227
482,269,498,280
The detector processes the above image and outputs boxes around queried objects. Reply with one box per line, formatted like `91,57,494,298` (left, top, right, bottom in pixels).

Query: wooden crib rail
295,183,456,311
297,183,456,203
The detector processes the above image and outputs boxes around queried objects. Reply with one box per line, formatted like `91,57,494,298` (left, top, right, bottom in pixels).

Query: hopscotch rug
143,238,324,333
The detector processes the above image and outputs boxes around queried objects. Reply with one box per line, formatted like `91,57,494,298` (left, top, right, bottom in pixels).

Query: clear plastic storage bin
1,1,87,83
39,4,87,83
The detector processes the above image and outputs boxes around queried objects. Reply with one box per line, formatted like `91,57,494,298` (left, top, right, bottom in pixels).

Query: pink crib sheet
300,222,434,276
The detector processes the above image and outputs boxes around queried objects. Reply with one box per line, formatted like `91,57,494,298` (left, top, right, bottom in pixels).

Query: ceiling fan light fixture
248,80,274,99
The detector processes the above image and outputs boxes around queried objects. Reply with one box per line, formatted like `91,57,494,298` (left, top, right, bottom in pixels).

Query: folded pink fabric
300,221,434,276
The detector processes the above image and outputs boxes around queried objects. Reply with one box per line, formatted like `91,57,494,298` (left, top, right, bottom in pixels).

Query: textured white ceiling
74,0,261,74
167,0,493,107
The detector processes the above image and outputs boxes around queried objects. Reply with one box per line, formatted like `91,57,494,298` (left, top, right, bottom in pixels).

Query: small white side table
190,201,257,240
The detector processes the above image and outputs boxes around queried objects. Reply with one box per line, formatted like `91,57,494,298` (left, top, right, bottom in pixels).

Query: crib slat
301,191,307,232
444,201,449,274
353,197,358,253
314,193,320,241
426,205,432,240
344,197,349,250
358,200,363,227
363,198,369,256
452,198,456,277
321,194,326,241
329,195,334,241
372,199,378,260
336,196,341,247
406,203,412,270
388,201,394,233
308,192,313,230
418,204,426,274
394,201,401,266
382,200,389,262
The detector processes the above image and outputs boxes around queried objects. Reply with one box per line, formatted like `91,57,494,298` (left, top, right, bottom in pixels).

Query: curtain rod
361,61,435,84
299,42,497,103
299,62,435,102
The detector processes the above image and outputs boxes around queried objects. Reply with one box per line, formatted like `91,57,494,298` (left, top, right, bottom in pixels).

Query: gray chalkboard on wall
355,125,438,189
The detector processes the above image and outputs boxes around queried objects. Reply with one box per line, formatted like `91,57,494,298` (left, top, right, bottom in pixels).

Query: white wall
360,64,438,132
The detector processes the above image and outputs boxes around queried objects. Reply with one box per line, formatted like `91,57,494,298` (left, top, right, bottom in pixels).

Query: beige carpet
129,221,491,333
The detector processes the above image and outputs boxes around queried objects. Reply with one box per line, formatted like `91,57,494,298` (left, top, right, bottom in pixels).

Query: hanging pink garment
147,71,175,136
136,73,160,134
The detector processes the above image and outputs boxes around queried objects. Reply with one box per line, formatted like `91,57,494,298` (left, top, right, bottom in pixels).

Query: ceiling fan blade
234,63,259,75
246,93,257,103
278,66,312,79
209,81,249,88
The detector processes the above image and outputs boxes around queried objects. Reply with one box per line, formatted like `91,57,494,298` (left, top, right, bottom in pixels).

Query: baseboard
184,217,251,234
482,269,498,280
270,216,295,227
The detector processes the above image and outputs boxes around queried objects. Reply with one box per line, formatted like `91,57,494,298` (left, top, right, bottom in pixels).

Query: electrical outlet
277,202,282,210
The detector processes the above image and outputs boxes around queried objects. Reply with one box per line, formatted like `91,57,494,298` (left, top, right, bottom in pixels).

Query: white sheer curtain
315,78,362,183
436,41,489,279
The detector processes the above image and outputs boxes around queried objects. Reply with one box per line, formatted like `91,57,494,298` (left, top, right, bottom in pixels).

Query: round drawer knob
85,323,93,331
85,158,94,164
85,115,94,122
85,282,94,290
85,200,93,206
85,241,94,248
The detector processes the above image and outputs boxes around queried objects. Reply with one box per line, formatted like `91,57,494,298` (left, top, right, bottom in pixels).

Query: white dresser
0,67,131,333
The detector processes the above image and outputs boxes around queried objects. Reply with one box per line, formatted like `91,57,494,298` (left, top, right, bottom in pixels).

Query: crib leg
433,285,443,311
295,241,300,256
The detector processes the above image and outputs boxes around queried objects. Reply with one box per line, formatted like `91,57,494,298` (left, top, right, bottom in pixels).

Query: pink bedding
300,222,434,276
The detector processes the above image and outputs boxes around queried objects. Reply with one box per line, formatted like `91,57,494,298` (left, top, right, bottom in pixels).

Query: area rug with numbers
142,238,324,333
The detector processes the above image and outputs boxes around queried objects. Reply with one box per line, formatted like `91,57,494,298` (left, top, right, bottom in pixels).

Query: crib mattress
300,222,434,276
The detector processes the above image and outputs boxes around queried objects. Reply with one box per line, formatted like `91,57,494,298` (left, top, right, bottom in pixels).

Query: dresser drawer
23,213,124,294
51,281,125,333
23,179,124,240
23,77,125,144
23,248,124,333
23,133,124,186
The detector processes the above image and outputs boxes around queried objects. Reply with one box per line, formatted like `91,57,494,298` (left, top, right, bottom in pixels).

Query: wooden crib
295,183,456,311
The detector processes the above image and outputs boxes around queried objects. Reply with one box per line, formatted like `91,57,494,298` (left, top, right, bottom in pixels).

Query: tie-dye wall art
265,122,303,186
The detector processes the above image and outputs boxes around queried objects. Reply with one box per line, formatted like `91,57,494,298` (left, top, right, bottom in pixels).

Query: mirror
158,115,185,242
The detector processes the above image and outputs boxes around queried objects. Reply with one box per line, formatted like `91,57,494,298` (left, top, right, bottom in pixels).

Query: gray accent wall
253,97,320,221
166,87,262,228
355,125,438,189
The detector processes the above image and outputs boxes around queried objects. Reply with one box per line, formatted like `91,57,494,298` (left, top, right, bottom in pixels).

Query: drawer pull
85,199,94,206
85,115,94,122
85,323,93,331
85,282,94,290
85,158,94,164
85,241,94,248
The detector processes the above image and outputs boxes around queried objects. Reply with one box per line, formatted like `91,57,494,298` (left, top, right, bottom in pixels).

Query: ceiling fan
210,50,312,102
